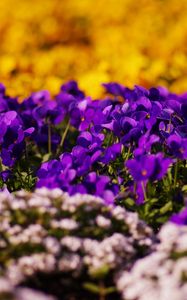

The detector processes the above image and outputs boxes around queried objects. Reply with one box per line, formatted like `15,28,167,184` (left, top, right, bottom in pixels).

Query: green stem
106,132,113,147
25,140,30,187
99,281,106,300
174,160,178,189
133,181,137,194
141,181,148,202
125,146,131,160
0,157,6,172
0,158,3,172
58,121,70,154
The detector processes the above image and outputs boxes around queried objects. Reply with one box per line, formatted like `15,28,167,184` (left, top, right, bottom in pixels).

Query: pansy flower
167,134,187,159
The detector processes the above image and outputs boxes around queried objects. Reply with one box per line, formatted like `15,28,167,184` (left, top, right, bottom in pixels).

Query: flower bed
0,80,186,299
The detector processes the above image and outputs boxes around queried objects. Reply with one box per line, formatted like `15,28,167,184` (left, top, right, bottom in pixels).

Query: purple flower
34,126,60,152
170,208,187,225
101,143,122,164
134,132,160,156
102,82,127,99
176,125,187,138
181,102,187,119
60,80,85,100
126,153,172,182
135,97,152,112
32,100,65,126
126,155,156,182
37,159,62,179
82,172,119,204
159,121,174,138
0,170,12,182
0,111,34,166
0,83,5,95
167,134,187,159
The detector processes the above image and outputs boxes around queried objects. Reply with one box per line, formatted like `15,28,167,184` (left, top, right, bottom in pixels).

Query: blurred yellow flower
0,0,187,98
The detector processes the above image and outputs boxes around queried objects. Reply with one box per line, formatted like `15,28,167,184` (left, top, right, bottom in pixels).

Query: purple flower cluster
37,155,119,204
126,153,172,204
0,81,186,206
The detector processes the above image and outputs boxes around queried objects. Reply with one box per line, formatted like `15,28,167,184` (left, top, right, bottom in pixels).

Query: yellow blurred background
1,0,187,98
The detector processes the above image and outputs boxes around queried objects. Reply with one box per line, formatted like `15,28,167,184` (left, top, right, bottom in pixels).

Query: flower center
141,170,147,176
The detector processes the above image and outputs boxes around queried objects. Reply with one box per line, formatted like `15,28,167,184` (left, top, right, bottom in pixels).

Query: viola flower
126,154,156,182
148,87,162,101
102,82,127,99
134,85,149,98
170,208,187,225
70,100,96,130
56,92,78,114
152,152,173,181
113,115,140,145
176,125,187,138
0,170,12,182
69,98,107,131
159,121,174,138
37,157,76,191
33,125,61,152
131,99,162,130
101,143,122,164
82,172,119,204
0,111,34,166
60,80,85,100
126,153,172,182
181,102,187,119
133,132,160,156
77,130,104,150
167,134,187,159
126,153,172,204
37,159,62,179
32,100,65,126
134,96,152,112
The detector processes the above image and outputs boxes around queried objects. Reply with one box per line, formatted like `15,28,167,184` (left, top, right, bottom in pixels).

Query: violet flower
167,134,187,159
170,208,187,225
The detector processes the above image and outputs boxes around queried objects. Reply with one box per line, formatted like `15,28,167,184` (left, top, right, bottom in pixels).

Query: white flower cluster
116,222,187,300
0,277,55,300
83,233,135,274
0,188,154,299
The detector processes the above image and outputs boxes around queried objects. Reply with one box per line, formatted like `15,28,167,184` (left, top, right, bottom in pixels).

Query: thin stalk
0,157,3,172
125,146,131,160
106,132,113,147
174,160,178,189
0,157,6,172
25,144,30,188
57,120,70,154
141,181,148,202
133,181,137,194
99,281,106,300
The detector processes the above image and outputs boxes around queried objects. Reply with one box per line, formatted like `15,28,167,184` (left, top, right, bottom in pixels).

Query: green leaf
89,264,110,279
160,201,172,214
182,185,187,192
125,198,135,206
149,198,158,204
42,153,51,163
83,282,100,294
105,286,117,294
156,216,169,224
